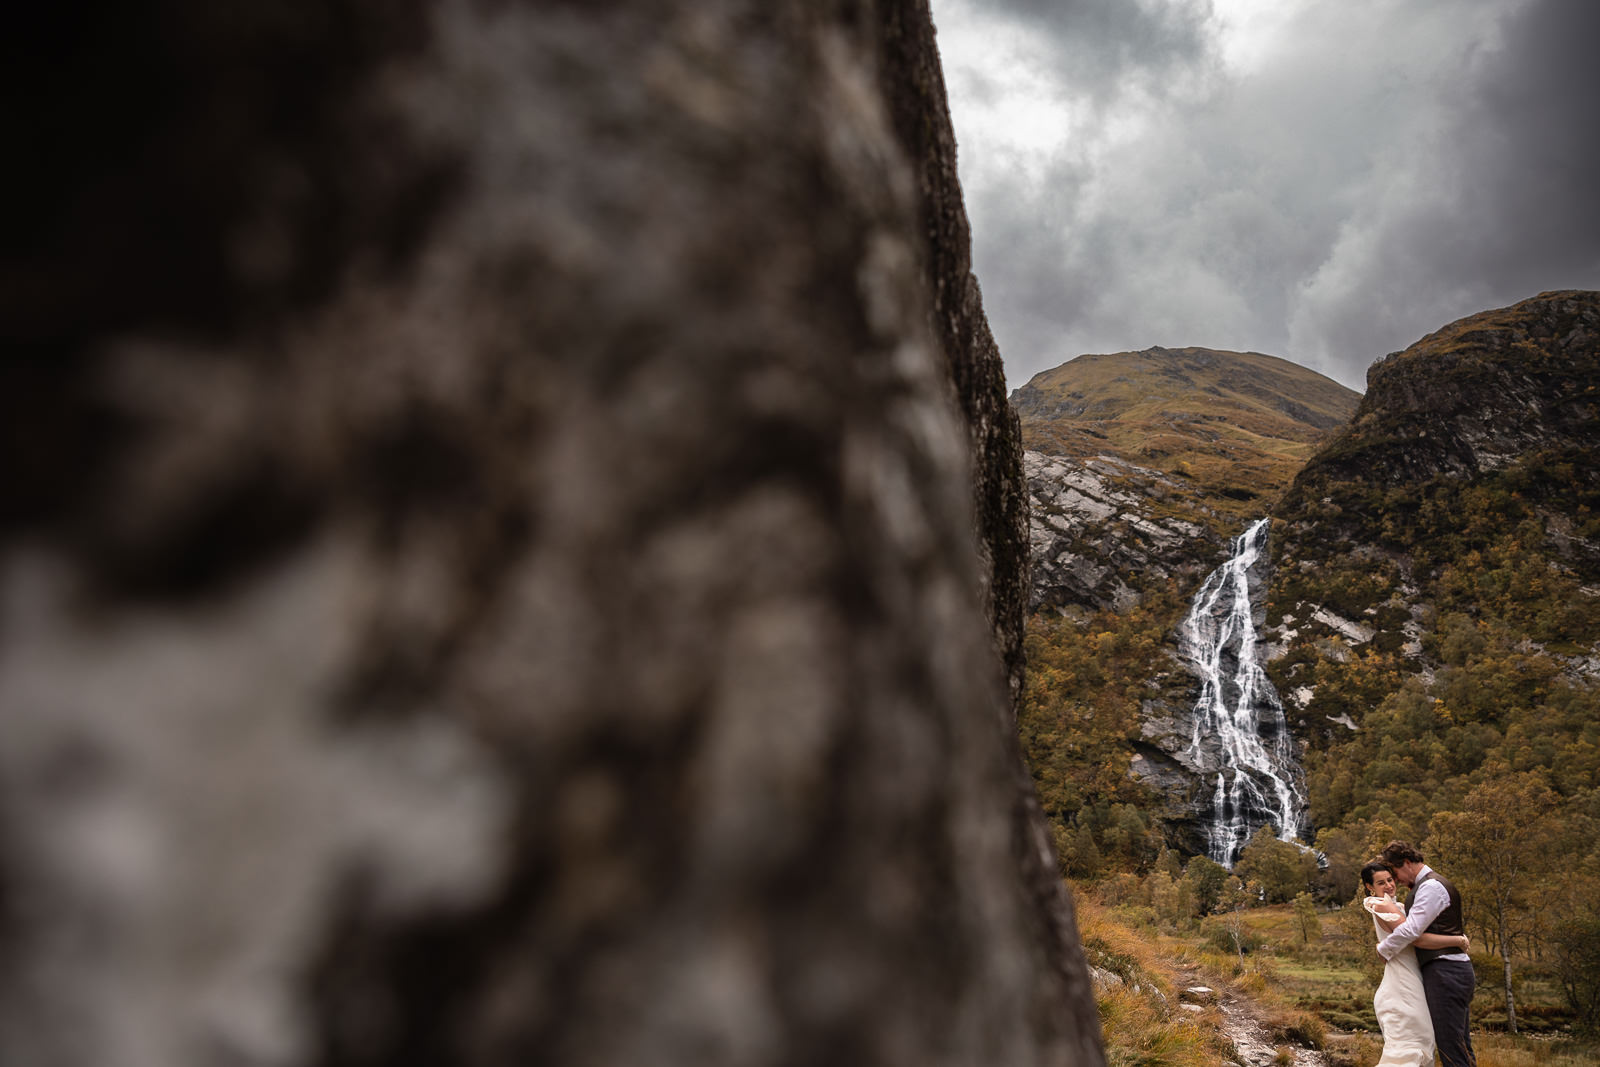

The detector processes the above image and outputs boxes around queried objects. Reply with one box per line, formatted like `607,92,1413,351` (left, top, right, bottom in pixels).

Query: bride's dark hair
1360,860,1394,891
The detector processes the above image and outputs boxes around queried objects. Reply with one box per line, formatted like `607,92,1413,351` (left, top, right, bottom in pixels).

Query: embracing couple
1359,840,1476,1067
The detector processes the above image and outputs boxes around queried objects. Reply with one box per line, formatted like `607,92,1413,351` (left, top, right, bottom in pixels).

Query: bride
1359,860,1471,1066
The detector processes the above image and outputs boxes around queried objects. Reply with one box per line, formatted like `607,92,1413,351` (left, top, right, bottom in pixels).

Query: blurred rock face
1,3,1102,1066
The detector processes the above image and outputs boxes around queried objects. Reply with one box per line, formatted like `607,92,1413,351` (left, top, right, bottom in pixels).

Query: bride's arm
1375,897,1469,950
1372,910,1402,932
1369,898,1469,949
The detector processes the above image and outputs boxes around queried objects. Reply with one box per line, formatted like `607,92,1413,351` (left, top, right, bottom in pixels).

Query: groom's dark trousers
1420,958,1476,1067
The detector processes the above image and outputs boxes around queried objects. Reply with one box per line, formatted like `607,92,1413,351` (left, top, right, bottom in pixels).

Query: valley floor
1077,895,1600,1067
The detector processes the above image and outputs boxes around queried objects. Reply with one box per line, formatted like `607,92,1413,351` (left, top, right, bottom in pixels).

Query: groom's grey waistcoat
1412,870,1465,965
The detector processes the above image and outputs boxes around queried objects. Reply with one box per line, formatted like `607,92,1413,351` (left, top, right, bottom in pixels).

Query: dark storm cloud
1291,0,1600,380
1471,0,1600,277
936,0,1600,393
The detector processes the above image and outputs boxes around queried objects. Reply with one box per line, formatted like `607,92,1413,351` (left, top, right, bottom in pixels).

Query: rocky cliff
876,10,1033,712
0,3,1102,1065
1024,450,1213,615
873,5,1099,1048
1293,291,1600,493
1270,290,1600,731
1262,290,1600,856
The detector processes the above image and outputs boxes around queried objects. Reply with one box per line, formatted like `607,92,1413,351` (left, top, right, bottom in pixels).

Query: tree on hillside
1294,892,1321,944
1545,819,1600,1031
1313,816,1403,901
1218,876,1260,965
1428,770,1561,1035
1235,825,1318,904
1148,870,1187,929
1312,825,1366,901
1550,912,1600,1033
1183,855,1230,916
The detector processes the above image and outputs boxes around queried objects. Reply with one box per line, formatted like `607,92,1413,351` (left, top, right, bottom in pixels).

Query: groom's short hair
1381,840,1424,866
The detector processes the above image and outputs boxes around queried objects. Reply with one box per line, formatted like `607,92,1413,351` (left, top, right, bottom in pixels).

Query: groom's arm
1376,881,1447,960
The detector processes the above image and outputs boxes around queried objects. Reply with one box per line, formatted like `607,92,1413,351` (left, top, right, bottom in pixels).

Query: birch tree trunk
1499,906,1519,1034
0,2,1103,1065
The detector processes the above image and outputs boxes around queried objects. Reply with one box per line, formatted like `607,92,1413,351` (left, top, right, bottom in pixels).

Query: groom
1377,840,1477,1067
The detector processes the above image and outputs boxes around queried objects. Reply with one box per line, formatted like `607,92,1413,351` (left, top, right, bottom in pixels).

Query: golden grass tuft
1097,985,1234,1067
1077,902,1177,1002
1470,1033,1600,1067
1078,899,1299,1067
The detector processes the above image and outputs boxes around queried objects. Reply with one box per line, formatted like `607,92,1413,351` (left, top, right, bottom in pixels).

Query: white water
1179,517,1306,867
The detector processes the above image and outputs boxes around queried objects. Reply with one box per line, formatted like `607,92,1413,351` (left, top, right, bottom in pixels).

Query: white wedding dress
1362,896,1435,1066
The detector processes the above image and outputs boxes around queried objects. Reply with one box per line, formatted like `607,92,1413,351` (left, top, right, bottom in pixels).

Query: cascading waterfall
1179,517,1306,867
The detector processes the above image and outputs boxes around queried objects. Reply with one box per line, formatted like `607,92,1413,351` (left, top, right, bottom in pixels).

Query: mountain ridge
1015,346,1359,618
1014,346,1360,529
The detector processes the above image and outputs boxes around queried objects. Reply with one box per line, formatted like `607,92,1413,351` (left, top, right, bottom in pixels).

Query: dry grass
1096,984,1235,1067
1212,902,1600,1065
1326,1032,1600,1067
1078,902,1233,1066
1470,1033,1600,1067
1078,900,1323,1066
1076,895,1600,1066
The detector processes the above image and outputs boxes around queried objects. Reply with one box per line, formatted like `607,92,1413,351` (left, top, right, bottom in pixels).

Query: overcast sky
929,0,1600,392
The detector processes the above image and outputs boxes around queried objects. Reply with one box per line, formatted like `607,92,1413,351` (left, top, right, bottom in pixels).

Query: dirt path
1175,967,1331,1067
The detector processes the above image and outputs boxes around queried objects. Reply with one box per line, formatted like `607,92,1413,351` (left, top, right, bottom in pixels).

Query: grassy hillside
1013,346,1359,527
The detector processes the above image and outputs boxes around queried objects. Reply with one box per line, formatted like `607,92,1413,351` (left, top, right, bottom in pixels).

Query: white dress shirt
1376,865,1470,962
